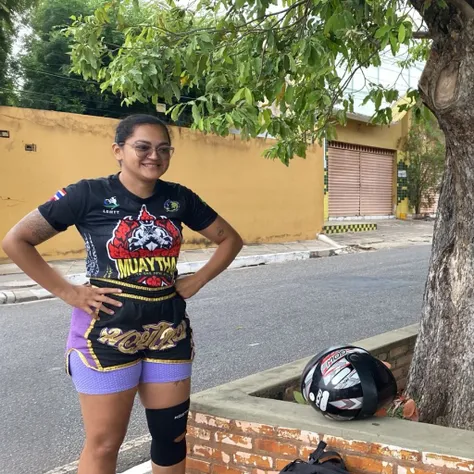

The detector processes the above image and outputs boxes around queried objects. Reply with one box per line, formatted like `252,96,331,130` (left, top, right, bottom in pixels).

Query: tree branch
447,0,474,20
124,0,309,40
413,30,431,39
408,0,452,33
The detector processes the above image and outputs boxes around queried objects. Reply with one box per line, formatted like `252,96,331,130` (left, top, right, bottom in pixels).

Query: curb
0,249,338,305
119,461,151,474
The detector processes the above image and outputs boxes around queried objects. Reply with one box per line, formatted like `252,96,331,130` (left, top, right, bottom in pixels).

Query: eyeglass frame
119,142,175,160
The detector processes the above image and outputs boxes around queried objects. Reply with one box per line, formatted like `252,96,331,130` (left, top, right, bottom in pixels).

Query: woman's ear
112,143,123,167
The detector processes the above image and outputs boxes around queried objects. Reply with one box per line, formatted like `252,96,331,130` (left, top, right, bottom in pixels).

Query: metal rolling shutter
328,146,360,217
360,151,394,216
328,142,395,218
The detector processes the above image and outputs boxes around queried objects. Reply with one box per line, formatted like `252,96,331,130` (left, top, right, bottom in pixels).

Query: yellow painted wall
336,117,406,151
0,106,324,261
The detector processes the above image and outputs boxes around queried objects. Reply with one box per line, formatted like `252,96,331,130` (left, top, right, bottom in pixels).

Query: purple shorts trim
68,351,192,395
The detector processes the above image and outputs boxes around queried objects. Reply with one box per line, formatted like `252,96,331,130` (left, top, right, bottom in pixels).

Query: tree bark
406,4,474,429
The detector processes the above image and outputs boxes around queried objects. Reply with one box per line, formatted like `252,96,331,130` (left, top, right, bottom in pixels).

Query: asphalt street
0,245,431,474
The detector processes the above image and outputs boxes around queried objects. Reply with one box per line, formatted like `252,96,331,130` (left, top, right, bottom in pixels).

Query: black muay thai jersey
38,174,218,287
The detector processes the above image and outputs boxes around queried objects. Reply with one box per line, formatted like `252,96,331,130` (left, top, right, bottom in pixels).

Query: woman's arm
2,210,70,296
2,210,122,315
175,216,243,299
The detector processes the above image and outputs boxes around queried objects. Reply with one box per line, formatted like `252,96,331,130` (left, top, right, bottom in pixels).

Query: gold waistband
91,277,174,292
117,292,177,302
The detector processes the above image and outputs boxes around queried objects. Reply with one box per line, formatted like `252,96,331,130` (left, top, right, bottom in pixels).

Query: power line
0,87,135,116
21,66,98,84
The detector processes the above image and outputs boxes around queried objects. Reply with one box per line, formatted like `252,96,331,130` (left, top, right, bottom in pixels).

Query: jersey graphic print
106,205,181,287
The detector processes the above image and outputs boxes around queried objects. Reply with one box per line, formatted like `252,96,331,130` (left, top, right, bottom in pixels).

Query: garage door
328,142,394,218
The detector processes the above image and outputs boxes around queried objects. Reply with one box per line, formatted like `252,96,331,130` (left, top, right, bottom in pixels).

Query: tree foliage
66,0,430,164
0,0,37,105
404,107,445,215
19,0,159,117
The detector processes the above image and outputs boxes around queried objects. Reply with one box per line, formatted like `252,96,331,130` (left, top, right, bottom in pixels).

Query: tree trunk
415,191,422,216
406,16,474,429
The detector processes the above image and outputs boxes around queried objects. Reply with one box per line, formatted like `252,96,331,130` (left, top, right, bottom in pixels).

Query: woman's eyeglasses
121,142,175,160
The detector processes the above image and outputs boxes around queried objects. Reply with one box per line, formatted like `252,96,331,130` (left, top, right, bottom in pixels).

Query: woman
1,114,243,474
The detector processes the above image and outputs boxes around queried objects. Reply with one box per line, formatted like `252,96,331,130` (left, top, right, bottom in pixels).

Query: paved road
0,246,431,474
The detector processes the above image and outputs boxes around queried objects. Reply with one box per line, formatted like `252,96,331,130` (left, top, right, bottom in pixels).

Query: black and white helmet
301,345,397,421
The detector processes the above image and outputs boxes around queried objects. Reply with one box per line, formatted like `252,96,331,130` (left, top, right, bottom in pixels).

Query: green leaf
293,390,306,405
170,83,181,101
285,85,295,105
192,104,201,123
375,25,391,39
170,103,185,121
375,90,383,110
197,55,208,75
230,88,245,105
308,46,318,67
324,14,337,35
263,108,272,126
390,34,399,55
244,88,253,105
398,23,406,43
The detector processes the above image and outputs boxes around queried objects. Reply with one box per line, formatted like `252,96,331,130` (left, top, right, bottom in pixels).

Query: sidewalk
0,218,434,305
328,218,434,249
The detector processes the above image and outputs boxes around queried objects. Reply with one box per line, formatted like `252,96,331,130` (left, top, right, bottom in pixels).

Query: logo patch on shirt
104,196,119,209
164,199,180,212
50,189,67,201
106,205,181,287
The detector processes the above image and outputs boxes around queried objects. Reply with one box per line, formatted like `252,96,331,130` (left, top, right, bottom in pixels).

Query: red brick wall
371,334,416,391
186,414,474,474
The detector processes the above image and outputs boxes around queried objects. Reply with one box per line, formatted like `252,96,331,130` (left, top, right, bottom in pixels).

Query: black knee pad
145,399,190,466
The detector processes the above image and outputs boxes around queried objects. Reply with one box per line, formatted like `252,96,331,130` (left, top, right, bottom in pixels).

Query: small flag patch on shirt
50,189,67,201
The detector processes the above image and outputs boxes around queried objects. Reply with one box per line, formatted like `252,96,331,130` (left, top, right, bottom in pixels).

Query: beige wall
0,106,324,261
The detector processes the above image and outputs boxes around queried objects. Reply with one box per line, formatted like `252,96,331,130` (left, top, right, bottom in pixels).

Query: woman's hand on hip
60,284,123,318
175,274,206,299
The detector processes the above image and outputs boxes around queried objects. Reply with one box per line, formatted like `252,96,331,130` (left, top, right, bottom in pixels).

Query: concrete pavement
329,219,434,250
0,246,431,474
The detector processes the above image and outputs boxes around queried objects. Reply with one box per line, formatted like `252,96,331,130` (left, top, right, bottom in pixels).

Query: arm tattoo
217,227,225,238
17,210,58,246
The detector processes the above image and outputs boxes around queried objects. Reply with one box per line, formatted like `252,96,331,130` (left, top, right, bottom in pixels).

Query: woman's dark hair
115,114,171,144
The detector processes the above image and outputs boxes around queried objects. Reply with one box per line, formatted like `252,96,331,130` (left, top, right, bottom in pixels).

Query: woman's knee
84,434,123,459
145,399,190,467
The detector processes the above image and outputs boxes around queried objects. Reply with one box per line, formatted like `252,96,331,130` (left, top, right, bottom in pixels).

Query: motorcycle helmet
301,345,397,421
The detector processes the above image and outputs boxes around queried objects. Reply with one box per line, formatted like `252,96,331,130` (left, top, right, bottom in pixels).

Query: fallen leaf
293,390,306,405
375,407,388,417
403,399,417,419
410,407,420,422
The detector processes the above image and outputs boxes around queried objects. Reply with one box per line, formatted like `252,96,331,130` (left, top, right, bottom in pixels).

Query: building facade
0,106,409,261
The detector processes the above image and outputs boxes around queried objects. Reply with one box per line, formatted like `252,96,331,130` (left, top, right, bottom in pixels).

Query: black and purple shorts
65,279,194,395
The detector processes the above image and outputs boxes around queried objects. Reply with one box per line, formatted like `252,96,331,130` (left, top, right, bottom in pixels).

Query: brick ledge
190,324,474,462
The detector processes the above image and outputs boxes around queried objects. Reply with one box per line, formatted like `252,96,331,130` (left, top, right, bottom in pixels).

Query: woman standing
1,114,243,474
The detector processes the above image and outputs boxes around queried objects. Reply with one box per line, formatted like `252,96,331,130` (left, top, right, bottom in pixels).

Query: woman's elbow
1,230,16,256
232,231,244,252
